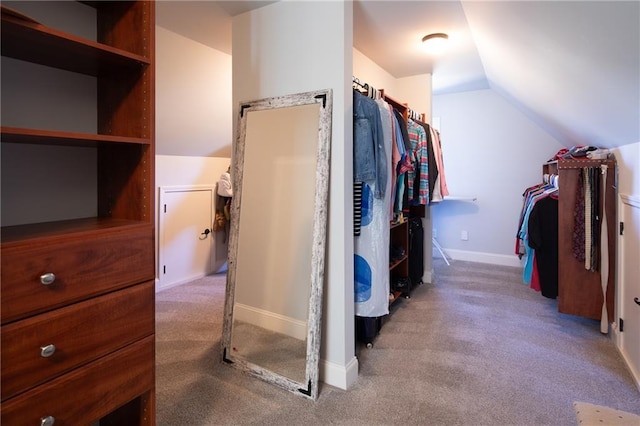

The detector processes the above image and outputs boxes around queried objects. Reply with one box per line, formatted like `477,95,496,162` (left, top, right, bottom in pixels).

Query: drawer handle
40,273,56,286
40,415,55,426
40,344,56,358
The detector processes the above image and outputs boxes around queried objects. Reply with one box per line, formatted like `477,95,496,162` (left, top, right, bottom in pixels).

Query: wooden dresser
1,1,155,424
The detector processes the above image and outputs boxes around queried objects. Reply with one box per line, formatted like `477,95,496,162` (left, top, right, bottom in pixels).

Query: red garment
550,148,569,161
530,254,541,292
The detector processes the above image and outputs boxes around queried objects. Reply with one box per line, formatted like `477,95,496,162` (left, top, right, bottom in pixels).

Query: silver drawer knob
40,344,56,358
40,415,55,426
40,273,56,286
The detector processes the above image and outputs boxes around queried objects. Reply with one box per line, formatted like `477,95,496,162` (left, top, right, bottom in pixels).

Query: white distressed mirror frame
221,89,332,400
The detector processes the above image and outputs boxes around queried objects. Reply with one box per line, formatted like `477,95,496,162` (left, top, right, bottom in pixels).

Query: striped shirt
407,119,429,205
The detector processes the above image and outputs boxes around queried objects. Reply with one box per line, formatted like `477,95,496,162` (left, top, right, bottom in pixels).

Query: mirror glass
222,90,332,400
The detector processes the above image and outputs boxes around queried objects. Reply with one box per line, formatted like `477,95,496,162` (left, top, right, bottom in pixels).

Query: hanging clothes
572,170,586,261
406,118,429,205
353,90,387,199
518,156,616,323
354,91,392,318
588,166,601,271
414,121,438,203
393,109,411,153
575,166,602,272
353,90,387,237
528,194,559,298
516,178,558,285
429,126,450,201
353,182,363,236
388,105,400,218
393,110,412,215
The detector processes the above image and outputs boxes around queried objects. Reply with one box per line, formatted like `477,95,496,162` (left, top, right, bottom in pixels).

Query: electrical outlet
461,230,469,241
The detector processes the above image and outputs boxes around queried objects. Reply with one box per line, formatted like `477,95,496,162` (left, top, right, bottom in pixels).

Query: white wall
156,156,229,188
155,26,234,279
431,89,565,265
613,142,640,197
233,1,355,390
353,48,397,94
396,74,432,122
156,26,232,157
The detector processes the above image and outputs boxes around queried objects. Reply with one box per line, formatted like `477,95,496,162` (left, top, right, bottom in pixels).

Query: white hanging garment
599,164,609,334
354,97,392,317
217,171,233,197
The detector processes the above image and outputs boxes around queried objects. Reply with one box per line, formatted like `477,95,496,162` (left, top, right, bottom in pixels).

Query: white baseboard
615,341,640,393
440,249,523,267
320,355,358,390
156,273,207,292
234,303,307,341
422,269,434,284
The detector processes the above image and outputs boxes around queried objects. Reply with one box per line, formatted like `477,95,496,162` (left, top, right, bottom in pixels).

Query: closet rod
352,76,379,99
352,76,369,91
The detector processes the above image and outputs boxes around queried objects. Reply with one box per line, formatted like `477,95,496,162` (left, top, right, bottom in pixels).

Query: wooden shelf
390,221,409,275
1,12,150,77
389,291,404,305
1,1,155,423
389,255,408,271
1,217,150,245
1,127,152,147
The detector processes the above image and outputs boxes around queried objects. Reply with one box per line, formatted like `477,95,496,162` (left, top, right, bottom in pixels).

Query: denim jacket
353,91,387,199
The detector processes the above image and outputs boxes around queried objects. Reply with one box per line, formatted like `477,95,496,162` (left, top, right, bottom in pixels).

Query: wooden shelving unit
389,220,410,303
543,158,616,322
1,2,155,424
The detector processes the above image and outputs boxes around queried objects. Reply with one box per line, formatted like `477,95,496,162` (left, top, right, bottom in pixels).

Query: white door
159,186,215,290
619,195,640,389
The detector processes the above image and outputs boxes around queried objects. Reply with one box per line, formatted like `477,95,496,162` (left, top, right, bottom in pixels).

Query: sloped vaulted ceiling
461,1,640,149
159,1,639,150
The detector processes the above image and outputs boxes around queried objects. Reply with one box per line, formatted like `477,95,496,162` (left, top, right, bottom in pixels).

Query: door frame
158,185,216,291
616,193,640,391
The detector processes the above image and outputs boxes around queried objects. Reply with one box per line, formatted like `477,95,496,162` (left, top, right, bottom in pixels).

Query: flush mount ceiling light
421,33,449,54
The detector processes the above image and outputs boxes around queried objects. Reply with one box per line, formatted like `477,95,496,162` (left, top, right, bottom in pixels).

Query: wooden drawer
1,225,154,324
1,281,154,401
1,336,154,425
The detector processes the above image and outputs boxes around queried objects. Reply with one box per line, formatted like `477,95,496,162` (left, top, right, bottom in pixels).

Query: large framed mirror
221,89,332,400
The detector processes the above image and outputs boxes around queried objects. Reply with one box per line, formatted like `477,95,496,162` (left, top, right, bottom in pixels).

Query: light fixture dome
421,33,449,54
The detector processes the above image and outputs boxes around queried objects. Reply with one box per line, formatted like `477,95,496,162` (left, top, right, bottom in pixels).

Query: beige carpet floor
156,259,640,425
